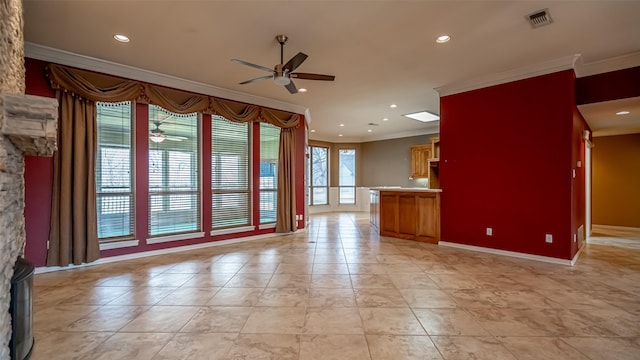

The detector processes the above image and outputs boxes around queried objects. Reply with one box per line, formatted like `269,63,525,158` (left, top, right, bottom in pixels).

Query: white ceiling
22,1,640,142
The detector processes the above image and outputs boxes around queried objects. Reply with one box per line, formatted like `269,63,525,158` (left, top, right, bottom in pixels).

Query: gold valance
46,63,300,128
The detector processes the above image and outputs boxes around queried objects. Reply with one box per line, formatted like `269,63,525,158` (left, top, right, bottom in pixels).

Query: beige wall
592,134,640,228
360,134,438,188
310,134,438,189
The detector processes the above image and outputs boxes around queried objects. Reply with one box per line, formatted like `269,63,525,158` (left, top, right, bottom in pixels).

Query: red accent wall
576,66,640,105
571,107,589,257
23,58,306,266
440,70,578,260
295,117,307,229
24,58,56,266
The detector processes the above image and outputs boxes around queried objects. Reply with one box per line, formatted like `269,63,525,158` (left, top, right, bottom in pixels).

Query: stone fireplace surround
0,93,58,360
1,0,58,358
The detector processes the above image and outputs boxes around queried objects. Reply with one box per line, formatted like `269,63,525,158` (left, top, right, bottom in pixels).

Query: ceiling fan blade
291,73,335,81
231,59,274,73
283,52,308,72
239,75,273,85
285,80,298,94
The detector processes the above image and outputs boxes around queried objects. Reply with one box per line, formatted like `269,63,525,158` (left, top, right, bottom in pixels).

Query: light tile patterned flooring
32,213,640,359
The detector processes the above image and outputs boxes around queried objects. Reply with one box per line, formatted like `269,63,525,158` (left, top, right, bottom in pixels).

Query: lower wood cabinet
378,190,440,243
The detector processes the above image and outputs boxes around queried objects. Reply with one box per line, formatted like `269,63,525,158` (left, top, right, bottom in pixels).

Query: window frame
95,101,135,242
211,115,252,230
309,145,329,206
147,105,202,237
338,148,357,205
258,122,280,224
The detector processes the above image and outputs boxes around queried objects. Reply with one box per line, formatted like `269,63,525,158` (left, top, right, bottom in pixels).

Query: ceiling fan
232,35,335,94
149,120,188,143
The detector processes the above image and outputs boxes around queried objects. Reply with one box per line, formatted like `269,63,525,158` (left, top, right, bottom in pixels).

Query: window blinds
96,101,134,240
148,105,201,236
259,122,280,224
211,115,251,229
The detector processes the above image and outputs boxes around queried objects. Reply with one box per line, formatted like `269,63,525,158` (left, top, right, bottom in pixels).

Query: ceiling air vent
527,9,552,28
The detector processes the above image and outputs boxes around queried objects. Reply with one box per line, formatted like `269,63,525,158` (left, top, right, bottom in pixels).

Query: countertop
369,187,442,193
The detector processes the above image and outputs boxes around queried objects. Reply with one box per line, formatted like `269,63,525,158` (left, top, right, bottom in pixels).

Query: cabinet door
410,145,431,178
419,148,431,176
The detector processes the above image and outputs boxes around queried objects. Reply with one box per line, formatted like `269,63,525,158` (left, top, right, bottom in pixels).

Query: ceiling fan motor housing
273,64,291,85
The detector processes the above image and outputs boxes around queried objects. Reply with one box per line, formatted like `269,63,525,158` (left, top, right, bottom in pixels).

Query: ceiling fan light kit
232,34,335,94
150,133,165,143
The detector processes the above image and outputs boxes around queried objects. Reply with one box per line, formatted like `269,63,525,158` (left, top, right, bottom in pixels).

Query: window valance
46,63,300,128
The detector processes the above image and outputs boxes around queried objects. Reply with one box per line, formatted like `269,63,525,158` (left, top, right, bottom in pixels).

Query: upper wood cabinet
410,137,441,187
430,137,440,160
410,144,431,178
428,137,440,189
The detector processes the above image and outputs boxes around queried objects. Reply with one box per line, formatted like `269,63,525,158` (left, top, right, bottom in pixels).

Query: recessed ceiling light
403,111,440,122
616,111,630,115
383,118,389,121
310,129,316,133
338,134,343,137
113,34,130,43
390,104,397,108
339,123,345,127
436,35,451,43
298,88,307,93
367,129,373,133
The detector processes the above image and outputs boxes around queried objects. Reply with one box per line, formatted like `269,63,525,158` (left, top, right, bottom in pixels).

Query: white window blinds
259,122,280,224
211,115,250,229
96,101,134,240
148,105,200,236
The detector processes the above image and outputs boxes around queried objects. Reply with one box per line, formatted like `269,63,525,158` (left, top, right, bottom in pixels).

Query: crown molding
592,127,640,138
24,42,309,121
574,51,640,78
310,125,439,144
435,54,582,97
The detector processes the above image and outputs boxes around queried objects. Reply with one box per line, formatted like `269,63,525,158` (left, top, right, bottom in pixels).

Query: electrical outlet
545,234,553,243
486,228,493,236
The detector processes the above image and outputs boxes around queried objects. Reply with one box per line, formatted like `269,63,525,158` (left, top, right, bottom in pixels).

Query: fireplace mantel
0,93,57,156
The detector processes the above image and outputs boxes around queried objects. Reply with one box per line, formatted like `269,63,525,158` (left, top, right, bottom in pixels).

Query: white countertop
369,187,442,192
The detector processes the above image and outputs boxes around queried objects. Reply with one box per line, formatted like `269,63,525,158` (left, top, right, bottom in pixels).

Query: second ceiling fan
232,35,335,94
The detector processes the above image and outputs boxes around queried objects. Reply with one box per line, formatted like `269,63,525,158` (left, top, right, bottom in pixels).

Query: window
339,148,356,204
259,122,280,224
212,115,250,229
148,105,200,236
309,146,328,205
96,102,134,240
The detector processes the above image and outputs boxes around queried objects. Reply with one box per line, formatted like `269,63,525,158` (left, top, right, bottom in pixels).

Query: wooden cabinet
428,137,440,189
410,145,431,178
410,137,441,189
369,190,380,230
378,190,440,244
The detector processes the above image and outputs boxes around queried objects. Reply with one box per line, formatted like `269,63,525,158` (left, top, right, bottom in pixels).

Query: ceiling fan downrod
276,35,288,65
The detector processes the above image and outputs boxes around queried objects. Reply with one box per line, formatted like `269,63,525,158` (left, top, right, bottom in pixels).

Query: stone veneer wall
0,0,26,359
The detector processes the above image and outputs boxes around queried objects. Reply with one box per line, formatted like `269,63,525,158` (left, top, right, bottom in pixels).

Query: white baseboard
438,241,577,266
592,224,640,232
35,229,305,274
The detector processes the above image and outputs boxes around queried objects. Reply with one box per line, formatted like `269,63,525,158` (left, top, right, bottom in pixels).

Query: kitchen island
370,188,441,244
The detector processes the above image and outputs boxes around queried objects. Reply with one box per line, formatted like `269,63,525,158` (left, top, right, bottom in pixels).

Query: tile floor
31,213,640,359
